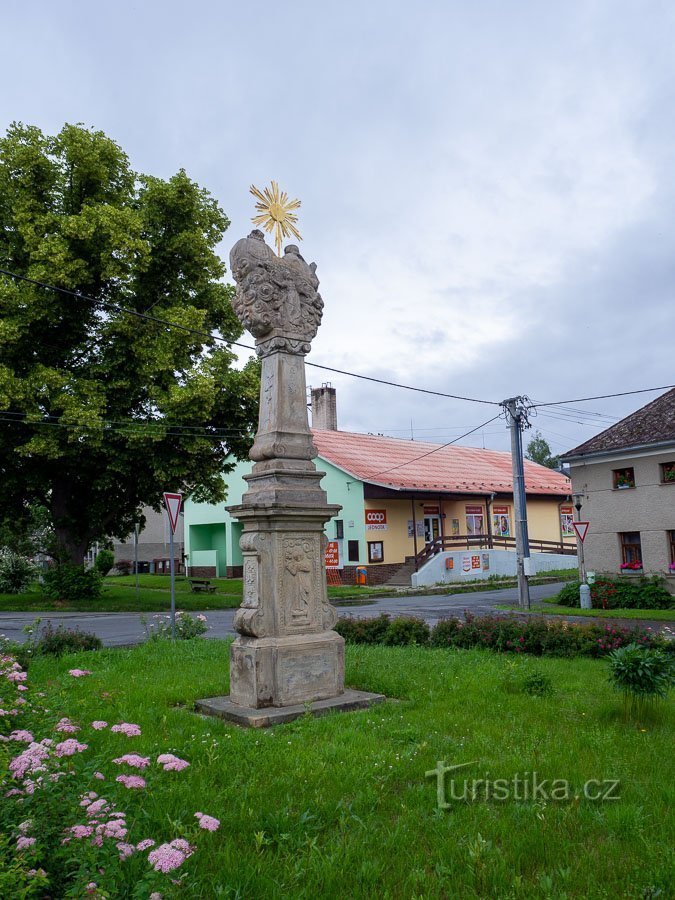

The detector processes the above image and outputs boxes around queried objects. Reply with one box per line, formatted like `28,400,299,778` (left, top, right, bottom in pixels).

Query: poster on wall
462,555,471,572
368,541,384,563
560,506,575,537
482,553,490,571
407,520,414,537
492,505,511,537
451,518,460,536
417,522,426,537
324,541,340,568
465,505,484,535
365,510,388,530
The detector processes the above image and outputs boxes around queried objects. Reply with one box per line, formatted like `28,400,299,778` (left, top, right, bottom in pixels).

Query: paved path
0,584,668,647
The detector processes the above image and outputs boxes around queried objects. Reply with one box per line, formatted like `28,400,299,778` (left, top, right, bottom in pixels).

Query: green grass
0,576,391,613
14,641,675,898
495,600,675,622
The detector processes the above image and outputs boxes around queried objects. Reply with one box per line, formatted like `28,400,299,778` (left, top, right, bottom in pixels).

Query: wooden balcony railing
414,534,577,569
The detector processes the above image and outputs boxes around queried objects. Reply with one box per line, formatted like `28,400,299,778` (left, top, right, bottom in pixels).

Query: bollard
579,583,592,609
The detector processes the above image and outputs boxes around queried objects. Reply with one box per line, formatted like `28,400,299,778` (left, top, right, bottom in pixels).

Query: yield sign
572,521,589,543
163,493,182,534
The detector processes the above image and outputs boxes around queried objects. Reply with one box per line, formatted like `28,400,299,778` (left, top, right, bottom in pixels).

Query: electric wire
366,414,504,479
0,268,500,406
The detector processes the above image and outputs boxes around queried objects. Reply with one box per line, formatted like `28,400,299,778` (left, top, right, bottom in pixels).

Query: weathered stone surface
223,231,349,711
195,689,386,729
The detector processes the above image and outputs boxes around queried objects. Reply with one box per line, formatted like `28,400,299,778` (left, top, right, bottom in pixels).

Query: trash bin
356,566,367,586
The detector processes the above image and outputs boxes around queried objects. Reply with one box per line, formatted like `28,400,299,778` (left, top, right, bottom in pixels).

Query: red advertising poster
365,509,387,530
445,557,454,570
471,555,481,569
324,541,340,568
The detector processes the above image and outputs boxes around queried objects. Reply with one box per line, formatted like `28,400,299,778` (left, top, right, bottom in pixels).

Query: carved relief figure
284,542,313,619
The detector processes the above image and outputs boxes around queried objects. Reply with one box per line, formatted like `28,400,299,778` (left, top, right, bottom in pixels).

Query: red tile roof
312,430,571,496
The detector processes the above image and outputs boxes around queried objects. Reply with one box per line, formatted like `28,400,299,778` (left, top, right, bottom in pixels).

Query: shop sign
365,509,388,530
423,506,440,515
324,541,340,568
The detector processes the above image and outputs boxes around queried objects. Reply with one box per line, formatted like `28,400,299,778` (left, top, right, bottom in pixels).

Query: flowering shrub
141,611,209,641
554,577,673,610
0,653,220,897
620,561,643,571
336,614,425,645
0,549,39,594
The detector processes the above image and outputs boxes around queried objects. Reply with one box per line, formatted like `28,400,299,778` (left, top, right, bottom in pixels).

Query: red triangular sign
572,521,589,543
163,492,182,534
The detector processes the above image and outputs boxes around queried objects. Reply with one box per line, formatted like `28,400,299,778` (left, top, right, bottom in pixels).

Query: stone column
226,232,344,709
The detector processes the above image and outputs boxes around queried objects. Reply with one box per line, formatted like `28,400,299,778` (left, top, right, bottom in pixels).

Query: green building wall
184,457,367,575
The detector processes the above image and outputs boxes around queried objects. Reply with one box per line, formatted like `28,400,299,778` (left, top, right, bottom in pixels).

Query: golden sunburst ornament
250,181,302,256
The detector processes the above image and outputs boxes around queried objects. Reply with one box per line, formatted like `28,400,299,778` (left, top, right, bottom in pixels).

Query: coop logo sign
365,510,388,530
426,761,620,808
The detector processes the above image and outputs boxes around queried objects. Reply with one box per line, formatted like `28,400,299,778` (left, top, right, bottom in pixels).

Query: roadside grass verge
4,641,673,898
495,601,675,622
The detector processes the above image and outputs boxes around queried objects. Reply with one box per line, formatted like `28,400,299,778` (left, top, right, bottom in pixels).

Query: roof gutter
562,439,675,464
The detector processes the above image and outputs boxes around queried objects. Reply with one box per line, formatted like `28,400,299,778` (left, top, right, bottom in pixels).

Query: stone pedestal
195,230,383,726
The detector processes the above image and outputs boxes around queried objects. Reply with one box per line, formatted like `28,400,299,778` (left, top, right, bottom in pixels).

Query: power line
0,268,500,406
367,414,503,479
533,385,675,408
0,410,252,436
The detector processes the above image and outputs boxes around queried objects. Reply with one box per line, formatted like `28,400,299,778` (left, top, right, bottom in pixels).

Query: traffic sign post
572,520,591,609
163,493,182,640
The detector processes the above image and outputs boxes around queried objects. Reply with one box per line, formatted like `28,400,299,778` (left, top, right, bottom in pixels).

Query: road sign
163,493,182,534
572,521,589,543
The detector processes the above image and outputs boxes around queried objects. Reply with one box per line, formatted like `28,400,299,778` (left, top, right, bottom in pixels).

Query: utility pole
503,397,532,609
134,523,139,602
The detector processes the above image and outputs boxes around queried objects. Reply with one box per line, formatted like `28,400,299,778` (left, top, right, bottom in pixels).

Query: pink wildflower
18,820,32,834
157,753,189,771
68,669,92,677
17,836,36,850
116,774,146,789
9,730,34,742
93,771,105,780
54,738,88,757
86,798,110,818
117,841,136,859
91,721,108,730
55,717,80,733
17,685,28,692
111,723,141,737
9,742,50,778
85,884,97,895
137,838,156,851
149,894,163,900
69,825,94,839
113,753,150,769
7,670,27,682
97,819,128,840
195,812,220,831
148,841,192,873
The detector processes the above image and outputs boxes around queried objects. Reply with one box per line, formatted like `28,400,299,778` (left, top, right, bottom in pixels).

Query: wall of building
568,447,675,585
412,549,578,587
113,505,185,571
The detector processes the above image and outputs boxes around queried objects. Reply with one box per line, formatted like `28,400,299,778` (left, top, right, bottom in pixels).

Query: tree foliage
525,430,560,469
0,123,259,564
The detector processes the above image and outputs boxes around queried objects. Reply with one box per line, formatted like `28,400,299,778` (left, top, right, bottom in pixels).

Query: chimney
311,383,338,431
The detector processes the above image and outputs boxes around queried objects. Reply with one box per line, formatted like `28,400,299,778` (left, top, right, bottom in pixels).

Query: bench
188,578,217,594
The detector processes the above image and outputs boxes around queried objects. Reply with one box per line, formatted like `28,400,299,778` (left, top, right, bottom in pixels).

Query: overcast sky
2,0,674,455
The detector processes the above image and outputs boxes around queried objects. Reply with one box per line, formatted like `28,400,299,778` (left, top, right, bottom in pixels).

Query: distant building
112,506,185,575
185,387,575,585
561,388,675,589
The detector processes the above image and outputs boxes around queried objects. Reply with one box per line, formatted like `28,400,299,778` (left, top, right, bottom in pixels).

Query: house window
613,467,635,489
367,541,384,563
669,531,675,566
660,462,675,484
335,519,344,540
619,532,642,566
347,540,360,563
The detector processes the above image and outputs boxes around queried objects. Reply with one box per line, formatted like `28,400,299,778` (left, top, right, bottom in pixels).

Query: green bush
335,614,392,644
607,643,674,719
382,616,430,646
554,576,673,610
43,563,102,602
93,549,115,577
35,622,103,656
522,670,554,696
0,548,38,594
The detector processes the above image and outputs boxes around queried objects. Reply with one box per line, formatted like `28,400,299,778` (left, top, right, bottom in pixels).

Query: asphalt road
3,582,664,648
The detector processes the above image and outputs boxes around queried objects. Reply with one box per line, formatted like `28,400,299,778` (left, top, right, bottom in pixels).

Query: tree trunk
50,479,90,566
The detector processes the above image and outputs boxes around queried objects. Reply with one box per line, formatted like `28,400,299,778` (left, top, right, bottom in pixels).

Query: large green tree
0,123,259,565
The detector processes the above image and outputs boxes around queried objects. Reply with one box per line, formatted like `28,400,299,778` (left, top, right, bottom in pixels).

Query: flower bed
554,576,673,610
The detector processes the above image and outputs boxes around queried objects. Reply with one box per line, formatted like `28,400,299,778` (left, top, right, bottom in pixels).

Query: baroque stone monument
197,228,383,727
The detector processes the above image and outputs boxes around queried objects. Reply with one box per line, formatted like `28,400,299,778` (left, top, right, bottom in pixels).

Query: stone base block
195,689,386,728
229,631,345,709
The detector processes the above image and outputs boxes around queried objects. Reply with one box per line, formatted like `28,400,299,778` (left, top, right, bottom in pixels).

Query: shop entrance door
423,516,441,546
